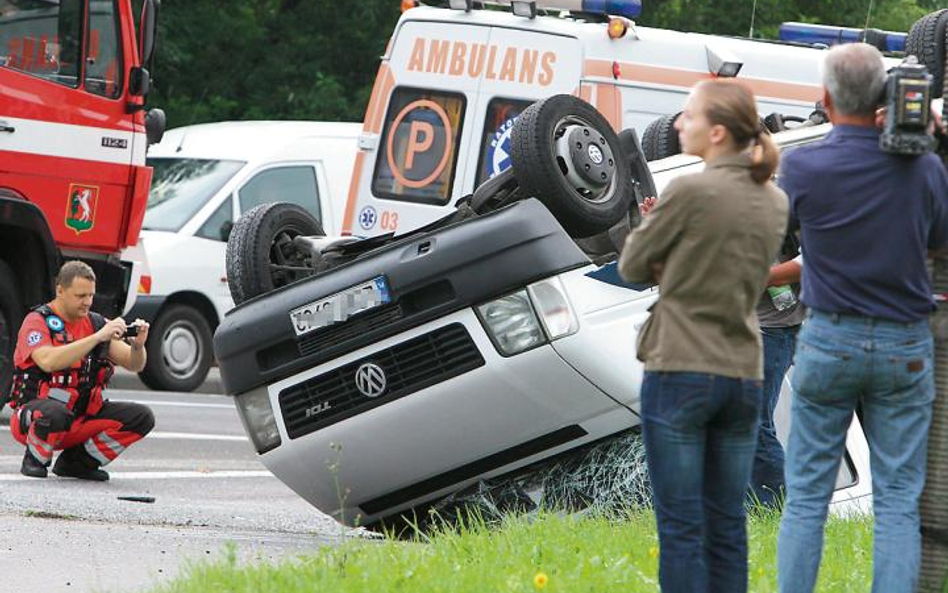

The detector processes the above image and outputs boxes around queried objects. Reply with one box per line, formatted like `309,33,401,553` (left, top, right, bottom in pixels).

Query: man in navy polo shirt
776,43,948,593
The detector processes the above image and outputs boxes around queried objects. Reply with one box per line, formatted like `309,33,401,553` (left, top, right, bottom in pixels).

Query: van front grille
279,323,484,439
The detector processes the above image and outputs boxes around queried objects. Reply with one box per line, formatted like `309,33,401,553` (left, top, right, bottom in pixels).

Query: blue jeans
642,371,761,593
777,311,934,593
750,325,799,507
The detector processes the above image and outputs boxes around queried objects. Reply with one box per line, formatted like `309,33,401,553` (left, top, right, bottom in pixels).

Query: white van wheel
139,304,213,392
226,202,324,305
906,9,948,99
510,95,633,238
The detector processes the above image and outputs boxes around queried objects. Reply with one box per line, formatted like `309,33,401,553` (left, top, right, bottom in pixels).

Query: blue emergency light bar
580,0,642,19
779,22,906,53
476,0,642,20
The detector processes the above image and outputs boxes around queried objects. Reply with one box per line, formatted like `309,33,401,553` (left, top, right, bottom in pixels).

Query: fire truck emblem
65,184,99,235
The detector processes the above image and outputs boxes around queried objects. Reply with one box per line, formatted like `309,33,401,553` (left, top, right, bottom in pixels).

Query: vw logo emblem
587,144,604,164
354,363,386,398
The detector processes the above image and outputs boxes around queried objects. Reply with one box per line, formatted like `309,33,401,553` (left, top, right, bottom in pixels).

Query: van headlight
234,388,282,454
528,277,578,339
476,278,578,356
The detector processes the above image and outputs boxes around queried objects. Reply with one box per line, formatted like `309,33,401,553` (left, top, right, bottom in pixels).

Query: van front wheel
226,202,324,305
510,95,633,238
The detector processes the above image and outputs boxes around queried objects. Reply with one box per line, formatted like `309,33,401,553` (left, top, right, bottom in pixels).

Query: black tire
0,262,24,405
226,202,324,305
138,304,213,392
641,112,682,161
509,94,633,238
905,9,948,99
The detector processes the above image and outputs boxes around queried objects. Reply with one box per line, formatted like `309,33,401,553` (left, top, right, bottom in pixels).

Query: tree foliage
146,0,942,128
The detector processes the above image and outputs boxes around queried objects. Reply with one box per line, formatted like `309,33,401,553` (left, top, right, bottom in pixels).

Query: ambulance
340,0,906,239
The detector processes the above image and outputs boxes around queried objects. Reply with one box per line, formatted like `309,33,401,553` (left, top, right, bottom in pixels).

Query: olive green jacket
618,154,788,379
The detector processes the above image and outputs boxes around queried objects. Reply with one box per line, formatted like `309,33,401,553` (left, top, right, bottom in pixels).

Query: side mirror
129,66,150,97
139,0,159,67
145,108,166,145
220,220,234,243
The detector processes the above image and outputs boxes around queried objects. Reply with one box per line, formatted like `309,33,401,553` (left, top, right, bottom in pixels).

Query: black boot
20,450,48,478
52,448,109,482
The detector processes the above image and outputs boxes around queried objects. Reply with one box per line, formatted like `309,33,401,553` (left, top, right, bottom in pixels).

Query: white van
127,121,360,391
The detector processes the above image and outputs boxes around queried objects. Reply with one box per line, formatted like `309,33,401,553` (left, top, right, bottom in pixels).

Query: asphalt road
0,378,361,593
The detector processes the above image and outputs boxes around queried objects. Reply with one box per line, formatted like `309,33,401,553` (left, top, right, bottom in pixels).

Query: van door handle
0,121,14,133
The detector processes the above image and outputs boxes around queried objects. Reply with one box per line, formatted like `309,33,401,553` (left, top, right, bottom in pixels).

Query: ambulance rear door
344,20,489,238
462,27,582,193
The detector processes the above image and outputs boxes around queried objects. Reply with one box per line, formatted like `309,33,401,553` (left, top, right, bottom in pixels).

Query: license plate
289,276,391,337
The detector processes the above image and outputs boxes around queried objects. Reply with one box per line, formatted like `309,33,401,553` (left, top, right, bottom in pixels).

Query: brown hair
694,79,779,184
56,260,96,288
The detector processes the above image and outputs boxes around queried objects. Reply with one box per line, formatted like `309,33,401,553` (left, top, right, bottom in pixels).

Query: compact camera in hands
124,324,140,338
880,56,937,155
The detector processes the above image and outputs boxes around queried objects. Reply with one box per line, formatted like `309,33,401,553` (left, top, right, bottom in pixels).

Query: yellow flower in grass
649,546,659,559
534,571,549,589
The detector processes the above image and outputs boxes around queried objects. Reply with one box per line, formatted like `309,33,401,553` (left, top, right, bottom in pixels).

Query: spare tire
642,112,682,161
905,9,948,99
226,202,324,305
509,94,633,238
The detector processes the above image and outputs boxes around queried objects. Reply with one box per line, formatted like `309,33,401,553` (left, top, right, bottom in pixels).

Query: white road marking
147,431,246,442
0,469,271,482
112,399,234,410
0,426,246,442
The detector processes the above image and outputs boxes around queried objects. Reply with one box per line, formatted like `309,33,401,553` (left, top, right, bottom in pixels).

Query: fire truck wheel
641,112,682,161
905,9,948,99
226,202,324,305
138,304,213,392
510,94,633,238
0,261,24,403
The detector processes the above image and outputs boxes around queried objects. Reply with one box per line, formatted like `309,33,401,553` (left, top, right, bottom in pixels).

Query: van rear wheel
226,202,324,305
510,95,633,238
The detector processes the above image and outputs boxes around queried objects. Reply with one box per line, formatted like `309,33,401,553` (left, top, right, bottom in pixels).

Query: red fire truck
0,0,164,395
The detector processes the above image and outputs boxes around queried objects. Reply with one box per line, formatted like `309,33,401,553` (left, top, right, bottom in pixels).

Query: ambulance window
84,0,121,98
238,166,322,221
476,98,532,187
373,88,466,206
0,0,83,87
196,196,234,242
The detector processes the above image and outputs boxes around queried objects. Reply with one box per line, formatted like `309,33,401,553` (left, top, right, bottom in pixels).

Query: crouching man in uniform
8,261,155,480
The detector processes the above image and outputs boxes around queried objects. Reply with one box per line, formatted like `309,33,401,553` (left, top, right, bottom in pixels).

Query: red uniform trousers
11,399,154,467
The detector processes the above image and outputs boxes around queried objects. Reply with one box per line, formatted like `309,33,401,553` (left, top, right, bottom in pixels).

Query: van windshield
143,158,245,232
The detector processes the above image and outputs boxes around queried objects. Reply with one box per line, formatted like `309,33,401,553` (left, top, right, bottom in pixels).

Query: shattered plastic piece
117,496,156,503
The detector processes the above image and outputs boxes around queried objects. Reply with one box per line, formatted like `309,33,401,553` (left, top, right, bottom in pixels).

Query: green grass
148,509,875,593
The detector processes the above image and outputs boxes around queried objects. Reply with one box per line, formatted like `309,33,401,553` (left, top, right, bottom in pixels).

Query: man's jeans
751,325,799,507
777,311,934,593
642,371,761,593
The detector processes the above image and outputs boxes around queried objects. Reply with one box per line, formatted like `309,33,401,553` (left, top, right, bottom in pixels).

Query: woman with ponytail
619,79,789,593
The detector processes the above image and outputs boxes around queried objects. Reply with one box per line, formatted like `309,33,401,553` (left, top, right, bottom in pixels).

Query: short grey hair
822,43,886,117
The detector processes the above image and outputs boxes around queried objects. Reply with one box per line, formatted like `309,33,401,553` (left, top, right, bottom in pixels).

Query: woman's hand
639,196,657,217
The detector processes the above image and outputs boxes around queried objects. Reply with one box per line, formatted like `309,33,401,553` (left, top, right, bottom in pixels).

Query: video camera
880,55,937,155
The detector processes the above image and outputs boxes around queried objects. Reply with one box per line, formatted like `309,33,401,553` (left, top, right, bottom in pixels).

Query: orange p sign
405,121,435,170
